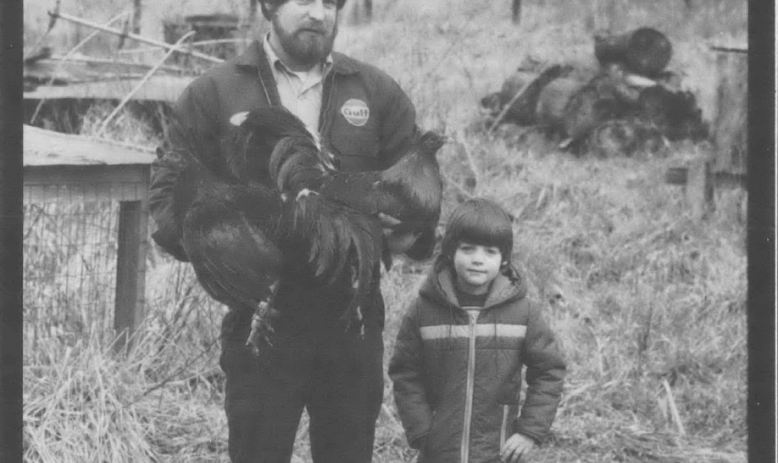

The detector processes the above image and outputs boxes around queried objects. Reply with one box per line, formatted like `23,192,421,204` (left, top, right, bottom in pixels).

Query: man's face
271,0,339,68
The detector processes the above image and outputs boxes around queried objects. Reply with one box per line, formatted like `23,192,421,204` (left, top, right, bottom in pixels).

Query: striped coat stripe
420,324,526,340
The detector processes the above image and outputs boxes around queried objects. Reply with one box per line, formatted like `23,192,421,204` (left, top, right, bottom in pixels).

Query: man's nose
306,0,326,21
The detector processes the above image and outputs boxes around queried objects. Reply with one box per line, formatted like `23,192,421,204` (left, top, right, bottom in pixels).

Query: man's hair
438,198,514,268
259,0,348,20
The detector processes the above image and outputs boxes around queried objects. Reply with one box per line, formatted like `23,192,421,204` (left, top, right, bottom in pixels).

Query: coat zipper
500,404,510,450
461,310,478,463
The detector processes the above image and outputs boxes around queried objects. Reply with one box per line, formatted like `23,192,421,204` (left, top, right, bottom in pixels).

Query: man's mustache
297,23,330,34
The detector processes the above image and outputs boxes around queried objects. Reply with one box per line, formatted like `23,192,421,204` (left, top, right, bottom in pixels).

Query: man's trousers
220,309,385,463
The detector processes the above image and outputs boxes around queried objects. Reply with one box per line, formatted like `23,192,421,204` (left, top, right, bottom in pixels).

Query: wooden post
114,198,149,353
132,0,142,34
685,157,713,222
512,0,521,24
711,47,747,175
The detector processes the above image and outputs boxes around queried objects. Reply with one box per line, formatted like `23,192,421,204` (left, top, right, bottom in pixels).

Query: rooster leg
246,281,281,353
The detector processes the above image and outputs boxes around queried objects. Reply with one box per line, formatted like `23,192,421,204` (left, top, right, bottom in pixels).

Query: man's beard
273,17,338,66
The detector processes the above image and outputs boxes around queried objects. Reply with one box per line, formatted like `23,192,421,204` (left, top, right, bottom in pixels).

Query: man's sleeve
514,303,566,443
388,302,434,447
376,77,418,170
148,77,220,261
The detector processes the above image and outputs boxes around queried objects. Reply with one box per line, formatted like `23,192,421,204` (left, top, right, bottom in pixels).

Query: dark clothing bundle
389,265,566,463
149,40,417,463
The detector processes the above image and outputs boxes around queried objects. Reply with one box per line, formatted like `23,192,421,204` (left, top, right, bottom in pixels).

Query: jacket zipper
500,404,509,450
461,310,478,463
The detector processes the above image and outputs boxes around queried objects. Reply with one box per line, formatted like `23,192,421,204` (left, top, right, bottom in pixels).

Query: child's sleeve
388,301,433,448
514,302,566,443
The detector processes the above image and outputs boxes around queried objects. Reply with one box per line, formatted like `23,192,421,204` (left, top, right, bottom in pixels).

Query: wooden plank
665,166,746,189
113,199,149,353
711,49,747,175
24,125,156,166
23,74,191,103
512,0,521,24
24,164,150,203
685,158,713,222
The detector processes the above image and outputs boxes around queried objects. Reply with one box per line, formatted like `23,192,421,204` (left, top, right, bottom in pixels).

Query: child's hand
500,433,535,463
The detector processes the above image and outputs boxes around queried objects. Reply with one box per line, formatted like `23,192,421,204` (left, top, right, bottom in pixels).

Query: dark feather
232,106,446,262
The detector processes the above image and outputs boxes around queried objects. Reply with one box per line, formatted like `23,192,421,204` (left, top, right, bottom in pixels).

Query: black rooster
229,106,447,263
169,120,384,350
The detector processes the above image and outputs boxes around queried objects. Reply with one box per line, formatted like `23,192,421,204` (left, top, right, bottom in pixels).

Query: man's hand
500,433,535,463
378,213,420,254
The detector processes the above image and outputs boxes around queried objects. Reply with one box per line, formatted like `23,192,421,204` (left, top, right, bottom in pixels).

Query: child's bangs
451,206,512,249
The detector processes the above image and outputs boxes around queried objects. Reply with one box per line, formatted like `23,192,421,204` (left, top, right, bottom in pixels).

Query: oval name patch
340,99,370,127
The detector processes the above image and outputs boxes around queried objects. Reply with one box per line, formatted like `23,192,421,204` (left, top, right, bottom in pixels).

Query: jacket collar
420,264,527,311
234,40,359,76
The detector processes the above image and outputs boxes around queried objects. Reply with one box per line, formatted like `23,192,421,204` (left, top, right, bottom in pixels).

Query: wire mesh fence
23,182,147,354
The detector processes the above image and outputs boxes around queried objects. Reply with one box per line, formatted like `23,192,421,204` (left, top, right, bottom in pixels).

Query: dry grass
23,0,747,461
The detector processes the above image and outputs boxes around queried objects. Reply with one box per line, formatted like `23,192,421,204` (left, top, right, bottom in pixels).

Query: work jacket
389,265,566,463
148,40,417,329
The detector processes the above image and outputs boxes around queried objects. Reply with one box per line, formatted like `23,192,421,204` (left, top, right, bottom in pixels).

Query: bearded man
148,1,419,462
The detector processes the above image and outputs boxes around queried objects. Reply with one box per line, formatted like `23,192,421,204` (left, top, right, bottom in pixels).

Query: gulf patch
340,99,370,127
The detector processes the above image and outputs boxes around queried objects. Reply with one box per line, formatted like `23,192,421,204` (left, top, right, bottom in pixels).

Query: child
389,198,566,463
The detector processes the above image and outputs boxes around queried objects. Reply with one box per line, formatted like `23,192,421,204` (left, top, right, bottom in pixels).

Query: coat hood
418,264,527,311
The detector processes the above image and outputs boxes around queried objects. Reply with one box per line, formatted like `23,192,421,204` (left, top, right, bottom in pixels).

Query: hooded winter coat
389,265,566,463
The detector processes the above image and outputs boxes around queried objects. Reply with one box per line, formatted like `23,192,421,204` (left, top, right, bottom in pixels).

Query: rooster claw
246,311,276,353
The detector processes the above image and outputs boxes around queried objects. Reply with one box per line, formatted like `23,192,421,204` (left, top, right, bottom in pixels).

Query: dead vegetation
22,0,747,462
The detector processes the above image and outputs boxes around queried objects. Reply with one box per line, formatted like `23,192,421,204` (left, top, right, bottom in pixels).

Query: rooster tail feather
345,215,383,330
269,137,325,194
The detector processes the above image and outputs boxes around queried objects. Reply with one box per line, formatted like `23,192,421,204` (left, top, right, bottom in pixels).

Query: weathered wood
512,0,521,24
23,74,190,103
711,48,747,175
50,11,223,64
665,167,746,189
132,0,142,34
23,128,153,353
594,28,673,76
24,165,151,204
23,125,156,166
685,158,713,222
113,198,149,353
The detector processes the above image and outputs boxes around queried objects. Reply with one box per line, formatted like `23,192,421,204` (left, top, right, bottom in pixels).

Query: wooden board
23,75,191,103
24,125,156,167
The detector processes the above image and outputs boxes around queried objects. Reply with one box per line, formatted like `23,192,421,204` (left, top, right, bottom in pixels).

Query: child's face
453,242,503,295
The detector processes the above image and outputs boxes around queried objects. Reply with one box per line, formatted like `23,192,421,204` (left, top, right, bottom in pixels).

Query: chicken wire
23,181,147,351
